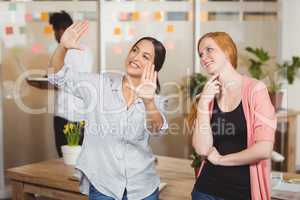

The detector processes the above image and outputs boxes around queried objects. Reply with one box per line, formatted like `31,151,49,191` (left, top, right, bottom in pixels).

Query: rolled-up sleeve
48,65,100,101
145,96,169,136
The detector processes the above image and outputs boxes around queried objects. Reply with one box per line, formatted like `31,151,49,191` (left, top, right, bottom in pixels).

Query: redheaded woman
188,32,277,200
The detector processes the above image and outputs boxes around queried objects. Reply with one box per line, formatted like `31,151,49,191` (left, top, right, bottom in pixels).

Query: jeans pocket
89,184,113,200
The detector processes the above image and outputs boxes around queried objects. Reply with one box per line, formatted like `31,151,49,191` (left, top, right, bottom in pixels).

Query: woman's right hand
60,21,89,50
197,74,220,109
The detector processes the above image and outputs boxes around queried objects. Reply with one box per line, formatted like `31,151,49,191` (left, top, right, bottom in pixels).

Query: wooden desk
276,109,300,172
6,156,300,200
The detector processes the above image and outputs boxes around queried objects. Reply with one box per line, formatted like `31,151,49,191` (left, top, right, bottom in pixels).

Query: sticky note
31,43,43,54
188,11,193,21
112,45,122,55
128,27,136,36
8,3,17,11
131,12,140,21
165,41,175,50
32,12,40,21
25,13,33,22
5,26,14,35
201,12,208,22
166,24,174,33
44,25,53,34
119,12,129,21
40,12,49,22
19,26,26,34
113,27,121,35
73,12,84,21
154,11,162,21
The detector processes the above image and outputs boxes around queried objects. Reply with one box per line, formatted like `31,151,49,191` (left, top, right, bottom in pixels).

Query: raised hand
135,64,157,100
198,74,220,105
60,21,89,50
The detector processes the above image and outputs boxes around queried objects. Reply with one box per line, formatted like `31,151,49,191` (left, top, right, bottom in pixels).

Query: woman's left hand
135,64,157,101
207,147,223,165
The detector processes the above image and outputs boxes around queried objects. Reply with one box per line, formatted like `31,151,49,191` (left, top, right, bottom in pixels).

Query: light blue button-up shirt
48,66,168,200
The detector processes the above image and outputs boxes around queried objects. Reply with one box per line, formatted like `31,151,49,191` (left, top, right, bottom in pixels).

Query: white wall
279,0,300,170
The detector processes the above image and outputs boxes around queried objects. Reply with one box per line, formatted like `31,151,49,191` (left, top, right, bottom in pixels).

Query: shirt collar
110,73,143,105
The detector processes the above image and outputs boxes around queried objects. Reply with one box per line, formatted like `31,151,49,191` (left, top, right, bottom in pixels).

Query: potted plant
62,121,85,165
278,56,300,85
245,47,300,110
189,73,208,98
245,47,270,80
190,149,202,178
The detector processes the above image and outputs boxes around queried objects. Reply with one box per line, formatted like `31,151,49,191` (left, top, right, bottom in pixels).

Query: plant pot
269,91,283,111
61,145,82,165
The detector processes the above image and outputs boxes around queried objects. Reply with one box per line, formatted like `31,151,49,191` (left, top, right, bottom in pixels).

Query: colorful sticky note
201,12,208,22
5,26,14,35
32,12,40,21
131,12,140,21
8,3,17,11
188,11,193,21
113,27,121,35
40,12,49,22
119,12,129,21
128,27,136,37
73,12,84,21
154,11,162,21
165,41,175,50
166,24,174,33
19,26,26,34
31,43,43,54
44,25,53,34
112,45,123,55
25,13,33,22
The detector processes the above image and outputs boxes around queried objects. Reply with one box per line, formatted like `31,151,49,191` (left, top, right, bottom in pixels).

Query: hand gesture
199,74,220,105
135,64,157,100
60,21,89,50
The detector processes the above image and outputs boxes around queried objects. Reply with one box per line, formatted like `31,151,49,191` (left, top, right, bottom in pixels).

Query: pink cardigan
198,75,277,200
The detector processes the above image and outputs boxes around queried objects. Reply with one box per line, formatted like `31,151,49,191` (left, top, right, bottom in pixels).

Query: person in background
188,32,276,200
48,20,168,200
49,11,93,157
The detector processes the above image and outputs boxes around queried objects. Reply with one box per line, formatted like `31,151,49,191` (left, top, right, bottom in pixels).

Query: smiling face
198,37,231,75
125,39,155,78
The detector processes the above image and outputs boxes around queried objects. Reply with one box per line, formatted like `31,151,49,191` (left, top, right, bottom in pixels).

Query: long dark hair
131,37,166,94
49,11,73,31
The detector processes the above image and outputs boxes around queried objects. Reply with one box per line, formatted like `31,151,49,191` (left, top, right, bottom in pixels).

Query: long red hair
188,32,238,129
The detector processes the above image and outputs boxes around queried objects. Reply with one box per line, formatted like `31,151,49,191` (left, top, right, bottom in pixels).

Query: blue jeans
89,184,159,200
192,191,224,200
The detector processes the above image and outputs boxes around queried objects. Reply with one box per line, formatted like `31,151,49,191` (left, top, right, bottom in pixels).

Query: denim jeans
89,184,159,200
192,191,224,200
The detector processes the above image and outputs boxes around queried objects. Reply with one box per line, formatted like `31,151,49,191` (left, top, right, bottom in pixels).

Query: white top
54,46,93,121
48,71,168,200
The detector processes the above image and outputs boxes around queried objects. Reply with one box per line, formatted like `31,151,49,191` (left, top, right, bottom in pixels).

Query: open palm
136,64,157,100
60,21,89,50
